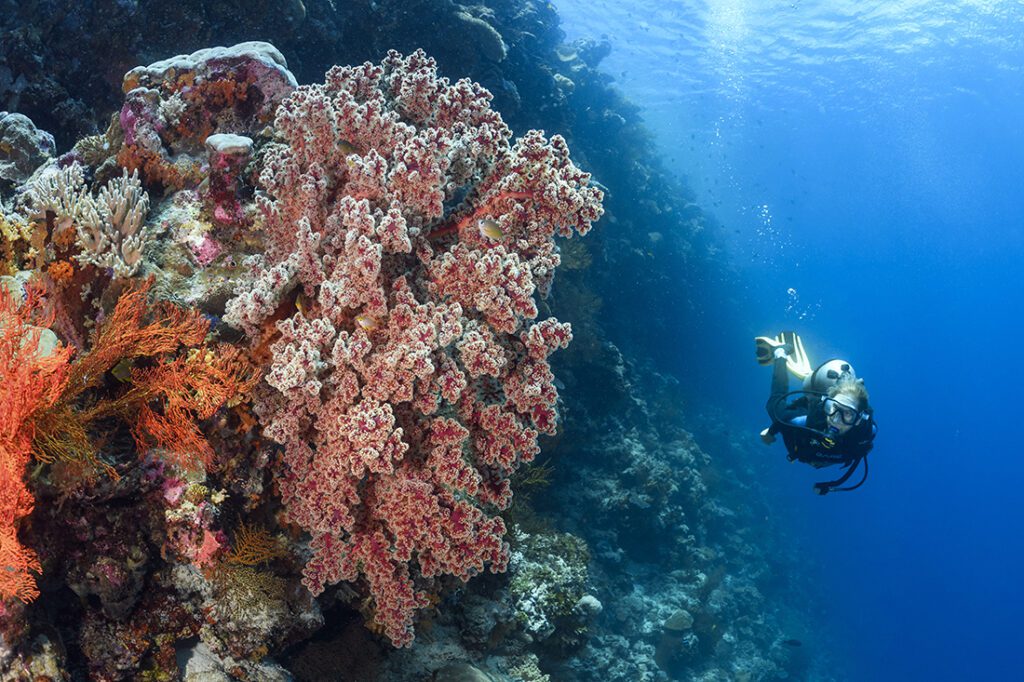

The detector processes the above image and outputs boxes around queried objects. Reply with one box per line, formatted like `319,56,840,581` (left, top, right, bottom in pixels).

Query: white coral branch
98,169,149,239
23,162,93,232
21,163,154,277
75,169,153,277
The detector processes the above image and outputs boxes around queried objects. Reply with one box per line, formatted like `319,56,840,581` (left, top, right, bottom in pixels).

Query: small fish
295,291,313,316
355,314,378,332
782,639,802,647
337,139,359,156
478,218,504,240
111,358,134,383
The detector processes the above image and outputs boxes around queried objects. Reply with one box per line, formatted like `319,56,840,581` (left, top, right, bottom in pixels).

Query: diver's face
825,395,860,435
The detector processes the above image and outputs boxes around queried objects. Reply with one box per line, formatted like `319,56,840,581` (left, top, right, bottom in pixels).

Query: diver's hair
829,377,870,410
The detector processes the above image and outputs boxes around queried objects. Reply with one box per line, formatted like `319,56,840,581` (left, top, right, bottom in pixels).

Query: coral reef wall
0,2,829,681
3,0,734,375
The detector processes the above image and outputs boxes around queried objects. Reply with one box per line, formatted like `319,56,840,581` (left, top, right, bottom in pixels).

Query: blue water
554,1,1024,679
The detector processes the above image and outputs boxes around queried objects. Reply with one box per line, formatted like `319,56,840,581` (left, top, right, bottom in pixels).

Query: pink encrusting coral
224,49,603,646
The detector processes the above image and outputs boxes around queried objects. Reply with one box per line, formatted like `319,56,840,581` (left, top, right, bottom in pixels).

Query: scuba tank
803,358,857,393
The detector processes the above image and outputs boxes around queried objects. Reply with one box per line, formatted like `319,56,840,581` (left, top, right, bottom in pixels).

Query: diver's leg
758,357,789,443
766,357,805,426
766,356,789,417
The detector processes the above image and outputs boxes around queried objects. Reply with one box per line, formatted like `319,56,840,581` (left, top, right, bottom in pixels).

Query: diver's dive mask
824,396,864,427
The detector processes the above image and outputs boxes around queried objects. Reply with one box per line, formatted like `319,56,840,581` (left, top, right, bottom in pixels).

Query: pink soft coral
227,50,603,646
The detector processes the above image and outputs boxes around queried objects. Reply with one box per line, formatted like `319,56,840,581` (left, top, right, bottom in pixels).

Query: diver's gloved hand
755,336,794,365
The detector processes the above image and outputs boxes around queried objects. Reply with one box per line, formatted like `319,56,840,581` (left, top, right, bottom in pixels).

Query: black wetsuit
766,356,876,468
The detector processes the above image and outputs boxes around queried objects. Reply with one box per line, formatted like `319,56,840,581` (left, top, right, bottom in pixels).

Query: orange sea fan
127,345,261,470
64,279,209,399
28,278,205,471
11,278,259,483
227,523,285,566
1,277,259,600
0,288,72,603
32,278,212,471
0,525,42,603
133,403,216,471
133,346,261,419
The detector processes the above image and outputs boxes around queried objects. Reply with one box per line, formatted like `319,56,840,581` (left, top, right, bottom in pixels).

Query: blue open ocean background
552,1,1024,679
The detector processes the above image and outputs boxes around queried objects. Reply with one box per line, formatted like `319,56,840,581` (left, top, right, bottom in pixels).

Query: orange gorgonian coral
0,288,72,602
226,523,285,566
29,279,209,474
129,346,260,470
33,279,259,473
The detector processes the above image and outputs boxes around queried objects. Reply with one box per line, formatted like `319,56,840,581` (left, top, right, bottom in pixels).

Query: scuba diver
755,331,877,494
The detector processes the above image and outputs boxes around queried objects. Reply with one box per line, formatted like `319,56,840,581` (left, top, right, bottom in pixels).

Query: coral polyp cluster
0,41,601,677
